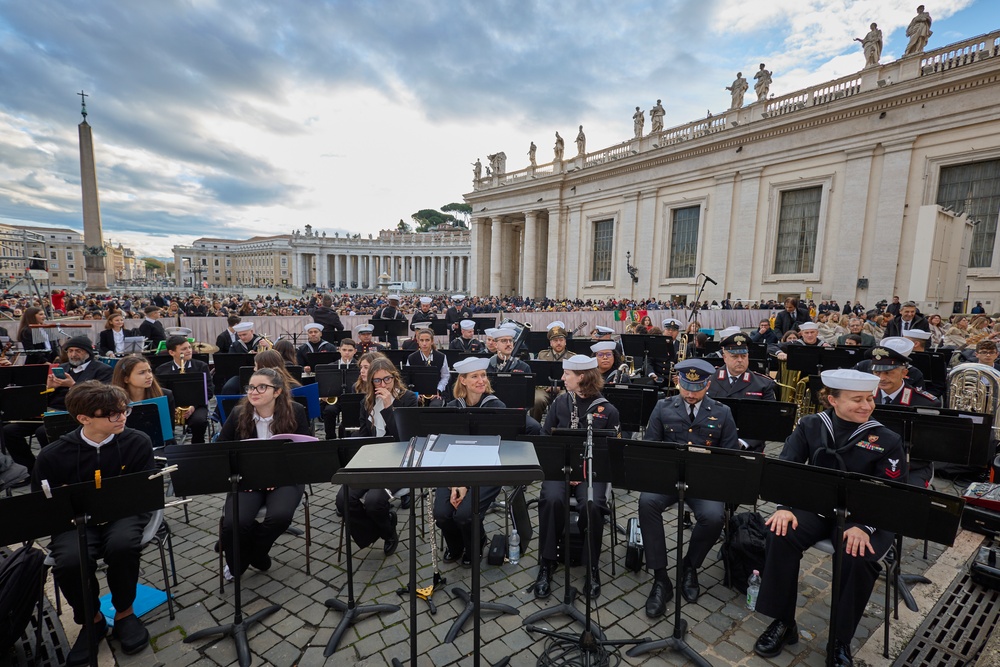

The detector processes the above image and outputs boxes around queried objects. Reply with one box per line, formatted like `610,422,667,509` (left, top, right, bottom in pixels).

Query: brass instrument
176,352,192,425
776,361,817,418
676,331,689,363
626,355,636,377
947,363,1000,441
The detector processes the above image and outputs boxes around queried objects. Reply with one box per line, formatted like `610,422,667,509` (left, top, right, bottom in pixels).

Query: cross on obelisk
77,90,108,291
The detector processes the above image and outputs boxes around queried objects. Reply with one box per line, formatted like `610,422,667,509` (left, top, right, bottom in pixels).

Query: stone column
435,256,443,291
78,120,108,291
490,218,503,296
545,209,561,298
368,254,376,290
316,253,328,289
522,211,539,299
833,146,877,302
333,254,341,289
728,169,763,298
868,140,915,299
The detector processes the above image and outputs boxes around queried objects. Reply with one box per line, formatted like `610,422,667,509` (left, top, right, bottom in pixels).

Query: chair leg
337,511,344,564
609,488,617,577
884,559,892,659
157,540,175,621
304,492,312,576
218,516,225,595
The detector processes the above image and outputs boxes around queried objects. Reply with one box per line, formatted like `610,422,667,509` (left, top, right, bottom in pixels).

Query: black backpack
0,545,46,653
721,511,767,594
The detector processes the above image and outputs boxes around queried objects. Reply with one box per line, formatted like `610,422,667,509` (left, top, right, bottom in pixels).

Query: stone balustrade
921,30,999,74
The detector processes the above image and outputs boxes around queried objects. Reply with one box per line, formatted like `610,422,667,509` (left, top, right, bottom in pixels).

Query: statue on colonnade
855,22,883,67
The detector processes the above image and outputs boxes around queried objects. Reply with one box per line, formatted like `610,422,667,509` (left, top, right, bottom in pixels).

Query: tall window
773,186,822,274
591,219,614,282
937,159,1000,268
668,206,700,278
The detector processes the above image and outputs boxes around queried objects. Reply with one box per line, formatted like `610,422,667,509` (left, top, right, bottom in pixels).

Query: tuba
947,363,1000,441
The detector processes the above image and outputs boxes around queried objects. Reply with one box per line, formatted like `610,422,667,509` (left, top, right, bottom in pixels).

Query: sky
0,0,994,259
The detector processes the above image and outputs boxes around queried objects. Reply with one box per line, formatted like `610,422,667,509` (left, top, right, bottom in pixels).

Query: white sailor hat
903,329,931,341
717,326,741,340
563,354,598,371
675,359,715,390
485,328,502,338
233,322,254,332
590,341,617,353
798,322,819,331
460,319,476,330
493,326,518,340
411,321,433,332
595,325,615,335
356,324,375,334
387,294,401,301
453,357,491,374
419,296,433,305
820,368,879,392
662,318,682,329
304,323,324,333
452,294,466,302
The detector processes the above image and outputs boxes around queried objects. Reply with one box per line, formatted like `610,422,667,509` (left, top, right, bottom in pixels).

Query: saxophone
175,354,191,426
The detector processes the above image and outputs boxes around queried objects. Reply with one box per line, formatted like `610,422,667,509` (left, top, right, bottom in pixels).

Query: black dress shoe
249,552,272,572
66,617,108,667
534,561,556,599
588,567,601,599
645,579,672,618
754,619,799,658
383,511,399,556
111,613,150,655
832,640,854,667
443,546,462,563
462,533,489,567
681,563,700,602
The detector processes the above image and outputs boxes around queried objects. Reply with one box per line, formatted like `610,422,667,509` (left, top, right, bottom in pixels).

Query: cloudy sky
0,0,991,258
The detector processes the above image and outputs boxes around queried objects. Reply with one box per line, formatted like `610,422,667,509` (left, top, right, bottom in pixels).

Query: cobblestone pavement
26,438,982,667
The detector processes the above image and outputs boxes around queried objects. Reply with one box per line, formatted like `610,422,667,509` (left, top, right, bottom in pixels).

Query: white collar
253,413,274,423
80,430,115,449
145,317,157,324
883,386,904,401
70,360,91,373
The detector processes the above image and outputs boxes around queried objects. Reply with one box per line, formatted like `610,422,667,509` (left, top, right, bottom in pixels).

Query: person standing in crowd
884,301,930,338
310,295,345,333
215,315,241,353
138,305,166,347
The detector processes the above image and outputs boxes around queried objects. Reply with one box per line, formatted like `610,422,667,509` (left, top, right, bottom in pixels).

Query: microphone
702,273,718,286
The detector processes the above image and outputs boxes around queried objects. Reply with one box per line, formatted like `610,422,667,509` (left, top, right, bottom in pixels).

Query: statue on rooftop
904,5,932,56
632,107,645,138
472,158,482,181
726,72,749,110
487,152,507,175
855,22,883,67
575,125,586,155
528,141,537,166
554,132,565,161
753,64,772,102
650,99,665,133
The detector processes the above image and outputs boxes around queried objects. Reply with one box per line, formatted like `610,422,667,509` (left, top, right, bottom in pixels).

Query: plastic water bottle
508,528,520,565
746,570,762,610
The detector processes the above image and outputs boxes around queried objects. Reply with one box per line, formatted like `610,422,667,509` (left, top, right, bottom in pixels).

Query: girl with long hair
110,355,177,436
18,306,53,364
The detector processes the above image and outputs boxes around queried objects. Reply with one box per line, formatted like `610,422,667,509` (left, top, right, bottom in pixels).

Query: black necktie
883,393,891,405
688,404,696,423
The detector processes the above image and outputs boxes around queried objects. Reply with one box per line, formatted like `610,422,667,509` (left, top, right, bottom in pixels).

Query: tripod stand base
184,604,280,667
522,586,606,642
626,618,711,665
392,658,511,667
323,598,401,657
444,586,519,643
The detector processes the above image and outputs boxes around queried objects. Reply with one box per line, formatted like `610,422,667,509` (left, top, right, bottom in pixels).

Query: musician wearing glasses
218,369,310,577
753,369,906,667
32,382,156,664
486,327,530,373
592,341,630,384
154,336,213,444
406,326,450,405
436,357,504,565
297,323,336,373
706,328,776,452
535,355,620,601
640,359,738,617
3,336,113,474
335,359,417,557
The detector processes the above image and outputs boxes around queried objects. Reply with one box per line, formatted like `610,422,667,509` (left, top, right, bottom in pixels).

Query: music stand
489,373,535,409
402,366,443,398
714,398,798,441
527,360,564,388
393,407,525,441
0,472,165,667
618,442,764,663
526,331,550,355
0,364,50,386
369,319,409,348
472,317,497,335
0,385,50,422
429,320,452,337
601,385,659,435
155,373,209,409
822,347,866,370
784,345,823,374
211,353,256,392
334,439,541,667
316,365,360,397
306,351,341,369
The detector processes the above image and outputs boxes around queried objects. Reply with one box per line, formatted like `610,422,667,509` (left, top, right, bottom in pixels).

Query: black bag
0,545,46,652
721,511,767,594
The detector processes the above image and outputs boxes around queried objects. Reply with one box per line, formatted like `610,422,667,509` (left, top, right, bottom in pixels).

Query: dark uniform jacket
706,368,777,451
219,402,311,440
542,392,620,434
32,427,155,493
410,310,437,325
487,355,531,374
231,335,267,354
450,337,485,353
98,328,138,356
373,305,406,322
643,395,739,449
445,305,474,338
297,340,336,367
448,394,504,409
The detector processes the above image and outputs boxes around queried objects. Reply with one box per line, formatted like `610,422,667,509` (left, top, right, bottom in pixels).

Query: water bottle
508,528,520,565
746,570,762,610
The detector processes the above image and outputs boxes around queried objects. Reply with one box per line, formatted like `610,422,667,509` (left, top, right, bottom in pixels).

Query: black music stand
602,385,659,434
472,317,497,335
619,334,675,364
316,365,360,397
489,373,535,409
714,398,798,441
1,472,165,667
156,373,209,409
393,407,526,441
320,329,352,346
822,347,867,369
369,319,409,348
334,439,541,667
527,360,564,388
618,442,764,663
430,319,452,337
0,384,50,422
306,351,341,369
0,364,49,386
211,353,256,392
785,345,824,374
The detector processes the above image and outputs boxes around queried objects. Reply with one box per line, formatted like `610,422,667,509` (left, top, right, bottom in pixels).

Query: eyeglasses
244,384,278,394
95,407,132,422
595,352,615,359
370,376,393,385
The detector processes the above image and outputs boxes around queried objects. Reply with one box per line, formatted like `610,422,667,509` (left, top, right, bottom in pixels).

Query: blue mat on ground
99,584,167,627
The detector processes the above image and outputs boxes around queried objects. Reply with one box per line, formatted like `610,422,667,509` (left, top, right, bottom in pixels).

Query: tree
441,202,471,228
142,257,164,271
411,208,458,232
397,219,412,233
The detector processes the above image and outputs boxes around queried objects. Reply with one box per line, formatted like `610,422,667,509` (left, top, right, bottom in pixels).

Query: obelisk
77,90,108,291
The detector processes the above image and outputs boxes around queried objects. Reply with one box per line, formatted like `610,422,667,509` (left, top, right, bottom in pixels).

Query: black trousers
639,493,724,571
336,486,393,550
49,513,150,624
221,485,304,575
321,403,340,439
755,509,893,645
538,481,607,565
185,407,209,444
433,486,502,556
2,423,49,471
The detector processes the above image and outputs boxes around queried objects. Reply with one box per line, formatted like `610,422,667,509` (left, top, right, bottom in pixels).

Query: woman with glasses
435,357,503,565
335,358,416,556
592,341,630,384
217,368,310,575
111,355,177,441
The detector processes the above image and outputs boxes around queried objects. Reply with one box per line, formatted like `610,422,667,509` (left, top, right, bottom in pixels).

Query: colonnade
292,251,469,292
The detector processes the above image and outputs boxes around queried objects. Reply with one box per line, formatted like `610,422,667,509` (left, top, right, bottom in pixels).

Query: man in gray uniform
706,327,777,453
